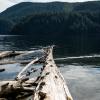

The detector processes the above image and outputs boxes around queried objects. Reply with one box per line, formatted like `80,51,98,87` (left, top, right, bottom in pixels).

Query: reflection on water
0,35,100,100
0,35,42,51
0,63,22,80
0,35,54,51
60,65,100,100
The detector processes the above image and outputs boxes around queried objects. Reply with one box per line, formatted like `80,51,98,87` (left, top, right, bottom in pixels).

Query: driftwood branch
33,46,73,100
17,58,39,80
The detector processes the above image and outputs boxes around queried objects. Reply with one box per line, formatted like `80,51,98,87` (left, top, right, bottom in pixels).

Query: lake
0,35,100,100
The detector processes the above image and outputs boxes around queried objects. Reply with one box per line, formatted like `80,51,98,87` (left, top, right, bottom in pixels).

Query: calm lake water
0,35,100,100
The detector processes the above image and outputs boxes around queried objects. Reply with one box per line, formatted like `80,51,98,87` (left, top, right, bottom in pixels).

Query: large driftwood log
33,47,73,100
0,46,73,100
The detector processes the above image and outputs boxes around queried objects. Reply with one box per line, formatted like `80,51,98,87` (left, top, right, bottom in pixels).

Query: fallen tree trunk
33,47,73,100
0,46,73,100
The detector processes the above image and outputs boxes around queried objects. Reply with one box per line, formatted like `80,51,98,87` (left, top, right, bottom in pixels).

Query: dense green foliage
0,18,14,34
0,1,100,34
11,12,100,35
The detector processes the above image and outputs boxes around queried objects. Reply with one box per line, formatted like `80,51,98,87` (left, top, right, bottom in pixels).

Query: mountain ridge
0,1,100,35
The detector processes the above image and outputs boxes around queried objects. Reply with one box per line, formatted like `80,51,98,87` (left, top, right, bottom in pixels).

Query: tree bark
33,47,73,100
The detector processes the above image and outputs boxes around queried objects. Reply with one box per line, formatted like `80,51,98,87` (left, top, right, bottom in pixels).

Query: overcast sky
0,0,96,12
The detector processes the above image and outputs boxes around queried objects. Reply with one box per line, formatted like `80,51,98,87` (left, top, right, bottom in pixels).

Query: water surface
0,35,100,100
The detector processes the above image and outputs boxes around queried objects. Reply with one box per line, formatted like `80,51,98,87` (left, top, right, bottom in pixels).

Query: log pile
0,46,73,100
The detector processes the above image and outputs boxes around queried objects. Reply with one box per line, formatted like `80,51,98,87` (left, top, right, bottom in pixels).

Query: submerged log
0,46,73,100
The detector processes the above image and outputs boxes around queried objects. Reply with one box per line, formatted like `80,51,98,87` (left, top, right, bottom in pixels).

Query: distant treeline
11,12,100,36
0,1,100,35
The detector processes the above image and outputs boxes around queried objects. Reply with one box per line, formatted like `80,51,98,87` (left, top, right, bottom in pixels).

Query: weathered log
0,51,24,59
0,80,35,99
33,46,73,100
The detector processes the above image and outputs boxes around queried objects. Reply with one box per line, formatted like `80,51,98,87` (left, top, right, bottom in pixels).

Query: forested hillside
0,1,100,34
